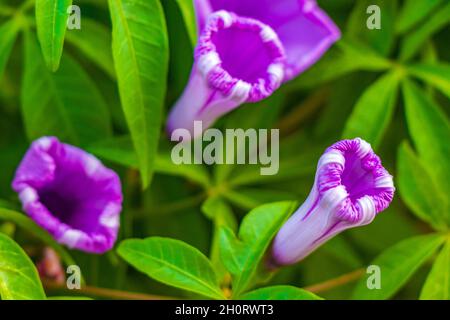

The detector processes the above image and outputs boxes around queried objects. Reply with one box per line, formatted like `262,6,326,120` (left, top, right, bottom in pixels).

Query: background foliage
0,0,449,300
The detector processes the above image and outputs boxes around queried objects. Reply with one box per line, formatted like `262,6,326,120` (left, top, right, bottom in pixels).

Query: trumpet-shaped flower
167,0,340,137
12,137,123,254
271,138,395,266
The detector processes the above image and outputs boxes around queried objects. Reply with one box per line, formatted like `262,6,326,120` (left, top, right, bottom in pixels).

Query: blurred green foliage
0,0,449,300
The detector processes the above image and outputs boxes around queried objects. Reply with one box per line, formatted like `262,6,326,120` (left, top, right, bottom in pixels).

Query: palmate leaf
395,0,444,34
35,0,73,71
21,32,112,146
402,80,450,202
346,0,397,56
352,234,445,300
0,233,46,300
399,1,450,61
286,39,391,90
227,149,320,188
118,237,225,299
407,63,450,99
108,0,169,189
219,202,297,297
155,150,211,189
397,142,448,230
342,71,400,149
65,18,115,79
241,286,321,300
0,18,20,78
420,239,450,300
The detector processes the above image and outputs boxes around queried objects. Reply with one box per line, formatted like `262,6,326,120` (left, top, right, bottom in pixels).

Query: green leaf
352,234,445,300
117,237,224,299
155,151,211,189
87,136,137,168
335,39,393,69
163,0,195,102
202,196,237,280
346,0,397,56
21,32,112,146
202,196,237,232
286,40,391,90
400,2,450,61
0,18,20,78
65,18,115,79
35,0,73,71
402,79,450,197
396,0,443,34
219,202,297,297
407,63,450,99
0,233,46,300
320,236,363,269
223,188,297,211
214,91,284,183
0,208,76,268
227,150,319,187
241,286,322,300
397,142,448,230
314,73,375,139
342,71,400,149
108,0,169,189
174,0,197,47
420,239,450,300
87,136,211,188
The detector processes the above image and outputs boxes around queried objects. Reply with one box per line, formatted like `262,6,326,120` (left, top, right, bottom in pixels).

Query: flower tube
271,138,395,266
12,137,123,254
167,0,340,138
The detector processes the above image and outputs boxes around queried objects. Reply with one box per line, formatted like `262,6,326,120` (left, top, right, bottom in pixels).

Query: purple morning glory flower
12,137,123,254
271,138,395,266
167,0,340,137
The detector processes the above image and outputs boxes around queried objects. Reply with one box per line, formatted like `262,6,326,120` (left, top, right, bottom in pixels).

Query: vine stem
303,268,365,294
44,281,181,300
44,269,365,300
276,87,329,137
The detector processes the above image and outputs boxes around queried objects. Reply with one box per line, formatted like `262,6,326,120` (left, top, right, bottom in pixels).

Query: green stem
303,268,365,294
44,281,180,300
276,88,329,137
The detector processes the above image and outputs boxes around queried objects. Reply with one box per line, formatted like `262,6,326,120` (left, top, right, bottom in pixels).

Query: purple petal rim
12,137,123,254
196,10,286,102
270,138,395,266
